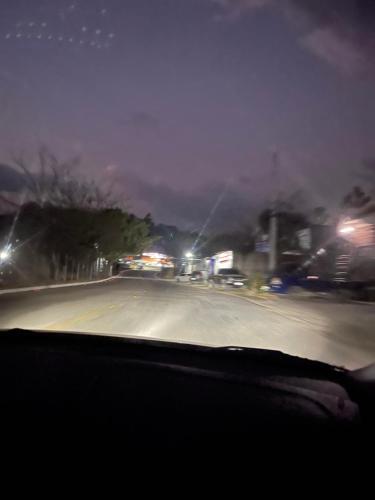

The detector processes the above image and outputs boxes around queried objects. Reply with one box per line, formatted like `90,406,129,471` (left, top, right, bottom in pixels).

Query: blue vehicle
269,263,334,295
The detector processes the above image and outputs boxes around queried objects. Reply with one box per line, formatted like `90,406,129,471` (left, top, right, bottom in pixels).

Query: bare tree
11,147,123,209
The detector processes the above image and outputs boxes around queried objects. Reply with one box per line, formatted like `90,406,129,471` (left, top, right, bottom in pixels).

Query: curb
0,276,118,296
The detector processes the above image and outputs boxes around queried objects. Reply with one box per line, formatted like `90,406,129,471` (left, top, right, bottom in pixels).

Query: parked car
208,268,248,288
176,272,192,282
190,270,205,282
269,264,334,295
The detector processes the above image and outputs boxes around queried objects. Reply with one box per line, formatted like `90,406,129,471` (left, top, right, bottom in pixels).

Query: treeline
0,203,153,283
0,148,154,285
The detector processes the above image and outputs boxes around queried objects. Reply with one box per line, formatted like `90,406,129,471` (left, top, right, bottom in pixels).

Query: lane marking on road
43,302,123,330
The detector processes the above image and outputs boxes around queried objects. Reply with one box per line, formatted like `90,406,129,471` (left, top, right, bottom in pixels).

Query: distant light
0,249,10,262
307,275,319,280
81,26,87,32
185,251,193,258
143,252,167,259
108,33,115,38
95,29,101,35
101,8,107,15
317,248,326,256
5,33,11,39
339,226,355,234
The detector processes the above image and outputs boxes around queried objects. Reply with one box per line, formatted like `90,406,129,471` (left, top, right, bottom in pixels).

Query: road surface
1,273,375,369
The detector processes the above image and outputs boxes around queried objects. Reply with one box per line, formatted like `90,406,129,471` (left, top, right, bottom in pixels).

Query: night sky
0,0,374,230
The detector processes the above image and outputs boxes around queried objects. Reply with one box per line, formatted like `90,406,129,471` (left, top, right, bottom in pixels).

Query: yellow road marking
44,303,122,330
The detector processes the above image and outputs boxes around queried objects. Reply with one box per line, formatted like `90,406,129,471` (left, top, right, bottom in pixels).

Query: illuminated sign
214,251,233,273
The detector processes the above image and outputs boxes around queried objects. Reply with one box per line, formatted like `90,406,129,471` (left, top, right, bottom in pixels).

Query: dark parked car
209,268,247,288
269,272,334,294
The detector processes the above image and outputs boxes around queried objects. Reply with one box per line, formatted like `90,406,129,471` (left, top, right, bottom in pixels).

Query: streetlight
339,226,355,234
0,246,11,263
184,251,194,273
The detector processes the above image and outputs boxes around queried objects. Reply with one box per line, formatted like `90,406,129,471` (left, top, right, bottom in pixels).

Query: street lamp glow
185,251,193,258
339,226,355,234
0,249,10,262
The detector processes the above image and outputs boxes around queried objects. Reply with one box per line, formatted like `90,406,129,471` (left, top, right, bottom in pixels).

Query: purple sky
0,0,374,230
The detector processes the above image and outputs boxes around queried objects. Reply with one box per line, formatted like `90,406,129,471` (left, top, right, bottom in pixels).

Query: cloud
212,0,273,20
119,112,160,132
211,0,375,75
0,161,256,231
0,164,25,192
289,0,375,75
212,0,272,11
301,27,368,75
118,171,257,231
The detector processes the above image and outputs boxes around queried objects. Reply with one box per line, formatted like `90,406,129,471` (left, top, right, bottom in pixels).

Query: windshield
1,0,375,371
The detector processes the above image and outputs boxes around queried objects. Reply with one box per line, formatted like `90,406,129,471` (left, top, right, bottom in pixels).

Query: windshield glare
0,0,375,371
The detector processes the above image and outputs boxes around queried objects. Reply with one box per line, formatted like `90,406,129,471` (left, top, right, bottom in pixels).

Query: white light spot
48,35,53,40
29,22,34,27
58,36,64,41
95,29,101,35
69,4,76,11
41,22,47,28
5,33,11,39
16,33,22,38
81,26,87,32
108,33,115,38
79,40,84,44
101,8,107,15
37,34,42,39
68,37,74,42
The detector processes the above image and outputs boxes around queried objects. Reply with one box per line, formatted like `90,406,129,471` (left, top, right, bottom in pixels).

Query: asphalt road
1,273,375,369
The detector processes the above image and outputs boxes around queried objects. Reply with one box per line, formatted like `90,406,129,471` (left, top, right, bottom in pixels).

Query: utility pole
269,152,279,274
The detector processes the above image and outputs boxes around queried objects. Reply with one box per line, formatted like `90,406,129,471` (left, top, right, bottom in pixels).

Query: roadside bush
248,272,266,294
